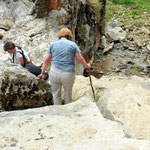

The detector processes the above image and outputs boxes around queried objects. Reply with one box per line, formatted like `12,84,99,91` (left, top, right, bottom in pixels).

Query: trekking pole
88,68,96,100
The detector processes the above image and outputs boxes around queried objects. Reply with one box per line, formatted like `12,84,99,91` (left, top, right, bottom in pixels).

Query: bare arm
38,53,51,80
75,52,91,69
28,60,32,64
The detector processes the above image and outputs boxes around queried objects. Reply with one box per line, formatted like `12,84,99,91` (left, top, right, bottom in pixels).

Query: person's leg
61,72,75,104
51,83,62,105
49,66,62,105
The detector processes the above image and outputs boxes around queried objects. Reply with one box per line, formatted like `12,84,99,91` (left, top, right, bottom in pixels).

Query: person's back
47,37,80,72
38,28,91,105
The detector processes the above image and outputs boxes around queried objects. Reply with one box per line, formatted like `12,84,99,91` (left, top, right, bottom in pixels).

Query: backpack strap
13,46,27,67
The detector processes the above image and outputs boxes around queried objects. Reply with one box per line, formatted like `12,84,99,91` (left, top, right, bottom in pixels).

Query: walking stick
88,68,96,100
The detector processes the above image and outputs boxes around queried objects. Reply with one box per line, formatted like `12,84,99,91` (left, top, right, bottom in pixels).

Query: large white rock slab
73,75,150,140
0,97,149,150
96,75,150,140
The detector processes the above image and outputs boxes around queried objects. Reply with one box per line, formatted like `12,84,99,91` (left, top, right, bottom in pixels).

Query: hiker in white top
4,41,49,81
4,41,31,67
13,47,30,65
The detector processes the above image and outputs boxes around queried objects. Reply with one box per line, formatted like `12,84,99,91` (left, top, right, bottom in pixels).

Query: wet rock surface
95,21,150,78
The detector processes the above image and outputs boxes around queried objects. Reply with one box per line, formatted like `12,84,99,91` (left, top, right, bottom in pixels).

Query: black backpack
13,46,28,67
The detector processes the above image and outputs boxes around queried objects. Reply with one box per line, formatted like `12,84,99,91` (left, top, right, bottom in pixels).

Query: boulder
0,1,14,30
105,21,126,42
0,97,149,150
146,44,150,51
96,75,150,140
0,61,52,111
73,75,150,140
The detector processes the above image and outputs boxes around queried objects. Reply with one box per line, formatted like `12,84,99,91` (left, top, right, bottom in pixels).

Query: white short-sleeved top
13,47,30,64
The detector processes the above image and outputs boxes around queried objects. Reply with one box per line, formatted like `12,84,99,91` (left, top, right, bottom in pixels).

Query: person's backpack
13,46,49,81
13,46,28,67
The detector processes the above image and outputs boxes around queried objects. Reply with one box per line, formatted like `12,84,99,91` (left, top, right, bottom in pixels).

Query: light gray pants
49,65,75,105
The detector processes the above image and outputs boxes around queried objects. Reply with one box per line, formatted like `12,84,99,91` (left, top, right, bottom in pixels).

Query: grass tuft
106,0,150,28
111,0,135,5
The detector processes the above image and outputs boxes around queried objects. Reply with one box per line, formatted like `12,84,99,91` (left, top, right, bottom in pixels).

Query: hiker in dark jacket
4,41,49,81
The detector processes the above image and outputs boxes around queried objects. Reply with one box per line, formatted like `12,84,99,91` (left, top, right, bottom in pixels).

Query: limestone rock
0,0,106,74
146,44,150,51
0,97,149,150
105,21,126,42
0,1,14,30
0,61,52,111
96,75,150,140
101,36,114,54
73,75,150,140
31,0,106,60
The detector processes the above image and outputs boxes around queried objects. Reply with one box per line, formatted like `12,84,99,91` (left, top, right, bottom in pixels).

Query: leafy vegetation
106,0,150,28
87,0,102,21
128,66,143,76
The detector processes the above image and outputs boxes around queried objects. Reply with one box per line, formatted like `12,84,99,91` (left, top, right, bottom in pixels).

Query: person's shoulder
15,47,22,53
16,46,25,52
51,39,77,46
49,40,59,47
69,40,78,47
64,39,76,45
16,46,22,49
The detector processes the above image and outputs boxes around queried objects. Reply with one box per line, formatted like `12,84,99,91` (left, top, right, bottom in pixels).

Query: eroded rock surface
73,75,150,140
0,61,52,111
0,97,149,150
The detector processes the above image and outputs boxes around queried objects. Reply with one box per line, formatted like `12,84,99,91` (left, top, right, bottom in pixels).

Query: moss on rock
87,0,102,22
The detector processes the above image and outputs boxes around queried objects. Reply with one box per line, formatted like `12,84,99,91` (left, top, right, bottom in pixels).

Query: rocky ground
92,0,150,78
93,25,150,78
0,1,150,149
